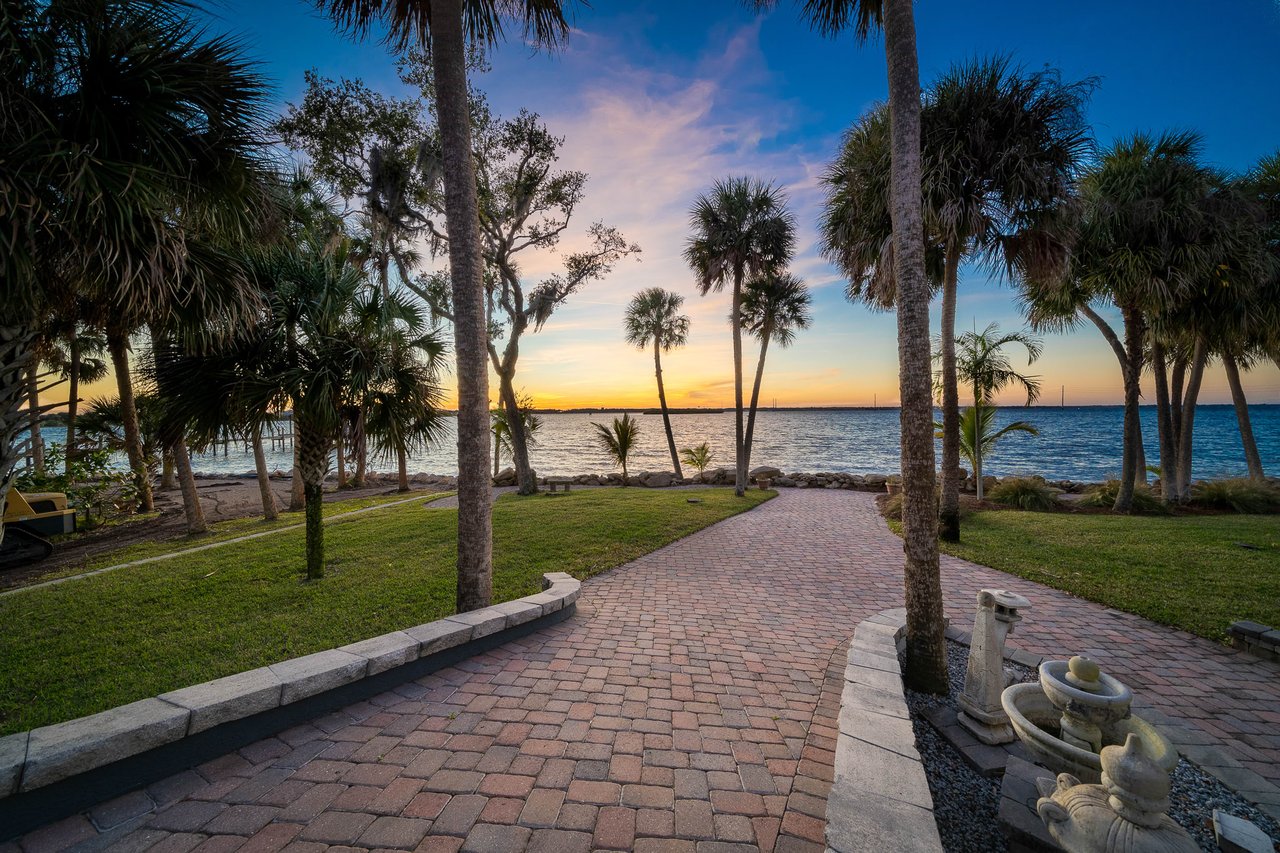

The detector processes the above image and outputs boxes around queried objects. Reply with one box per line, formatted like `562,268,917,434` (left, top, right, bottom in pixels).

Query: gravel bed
905,640,1280,852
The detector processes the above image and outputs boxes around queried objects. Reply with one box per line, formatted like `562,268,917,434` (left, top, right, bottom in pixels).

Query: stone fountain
1001,655,1177,784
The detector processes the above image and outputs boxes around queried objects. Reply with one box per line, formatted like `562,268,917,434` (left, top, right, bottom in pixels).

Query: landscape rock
493,467,518,486
749,465,782,480
642,471,674,488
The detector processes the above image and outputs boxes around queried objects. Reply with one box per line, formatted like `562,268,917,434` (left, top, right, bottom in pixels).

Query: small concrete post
959,588,1030,745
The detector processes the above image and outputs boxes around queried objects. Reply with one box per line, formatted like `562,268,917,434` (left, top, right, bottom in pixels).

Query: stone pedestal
958,589,1030,745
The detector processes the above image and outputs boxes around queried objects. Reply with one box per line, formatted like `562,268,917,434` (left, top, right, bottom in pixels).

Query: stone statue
1036,733,1198,853
958,588,1030,745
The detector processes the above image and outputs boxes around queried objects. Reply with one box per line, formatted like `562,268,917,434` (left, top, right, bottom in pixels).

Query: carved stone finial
958,588,1030,745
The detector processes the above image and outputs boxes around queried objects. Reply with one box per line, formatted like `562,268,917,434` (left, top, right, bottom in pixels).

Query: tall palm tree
1018,133,1223,510
739,273,811,473
685,178,795,497
823,57,1091,542
2,0,272,544
592,414,640,485
942,324,1042,499
624,288,691,480
319,0,573,613
761,0,949,692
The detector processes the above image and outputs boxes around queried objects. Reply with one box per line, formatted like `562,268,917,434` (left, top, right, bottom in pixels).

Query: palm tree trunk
173,438,207,534
1,325,38,550
1113,306,1145,512
353,409,366,487
27,364,44,475
884,0,948,694
731,272,747,497
938,246,961,542
494,429,501,478
743,327,771,477
107,331,154,512
252,427,279,521
1223,353,1264,480
1171,356,1186,463
1152,341,1177,501
974,402,985,501
655,340,683,479
161,449,176,491
65,329,80,478
297,417,329,580
1175,339,1207,501
432,0,493,612
398,447,410,492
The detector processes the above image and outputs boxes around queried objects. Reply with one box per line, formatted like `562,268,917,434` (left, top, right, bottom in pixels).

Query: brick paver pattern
14,491,1280,853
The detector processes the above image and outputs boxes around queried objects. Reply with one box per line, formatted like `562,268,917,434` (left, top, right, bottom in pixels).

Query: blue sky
196,0,1280,407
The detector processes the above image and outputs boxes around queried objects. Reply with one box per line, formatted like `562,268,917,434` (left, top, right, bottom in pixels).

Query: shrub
987,477,1061,511
1080,480,1169,515
1190,479,1280,514
879,492,974,522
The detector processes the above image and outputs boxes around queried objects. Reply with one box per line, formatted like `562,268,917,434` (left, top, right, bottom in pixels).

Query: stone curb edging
0,572,580,811
825,608,944,853
1228,620,1280,664
942,623,1280,824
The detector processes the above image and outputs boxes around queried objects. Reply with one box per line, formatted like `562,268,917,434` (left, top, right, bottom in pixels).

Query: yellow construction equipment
1,490,77,569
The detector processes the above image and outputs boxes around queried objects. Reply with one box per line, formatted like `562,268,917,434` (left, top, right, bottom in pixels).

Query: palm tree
592,414,640,485
739,273,811,474
681,442,715,477
319,0,573,613
40,322,109,478
685,178,796,497
760,0,948,692
936,406,1039,494
1018,133,1223,510
624,288,691,479
942,324,1042,499
823,57,1091,542
2,0,273,541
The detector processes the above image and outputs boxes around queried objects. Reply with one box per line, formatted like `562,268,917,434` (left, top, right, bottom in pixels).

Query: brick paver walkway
13,490,1280,853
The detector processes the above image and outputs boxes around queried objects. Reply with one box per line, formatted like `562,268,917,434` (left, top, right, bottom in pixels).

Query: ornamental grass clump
987,477,1062,512
1190,478,1280,514
1081,480,1169,515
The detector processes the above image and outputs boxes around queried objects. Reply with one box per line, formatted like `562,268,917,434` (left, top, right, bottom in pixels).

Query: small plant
987,477,1061,512
1190,479,1280,514
680,442,714,475
1080,480,1169,515
591,413,640,485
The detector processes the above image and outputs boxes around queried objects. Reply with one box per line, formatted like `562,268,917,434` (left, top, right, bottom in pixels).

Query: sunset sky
75,0,1280,410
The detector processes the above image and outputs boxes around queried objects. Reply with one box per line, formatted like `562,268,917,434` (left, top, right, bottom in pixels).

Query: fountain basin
1001,682,1177,784
1039,659,1132,727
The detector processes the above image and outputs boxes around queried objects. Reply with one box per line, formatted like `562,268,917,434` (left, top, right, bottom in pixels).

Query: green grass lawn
929,510,1280,642
0,487,771,735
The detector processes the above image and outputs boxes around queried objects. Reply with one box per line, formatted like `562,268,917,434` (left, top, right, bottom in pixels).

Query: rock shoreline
196,466,1095,494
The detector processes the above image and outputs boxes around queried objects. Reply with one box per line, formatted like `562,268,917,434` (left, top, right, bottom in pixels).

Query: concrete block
0,731,28,797
269,649,367,705
854,620,900,643
1229,620,1271,639
837,705,919,761
22,699,190,791
825,779,942,853
1213,810,1274,853
1260,630,1280,648
832,735,933,810
405,619,473,657
839,681,909,721
522,591,564,614
491,600,543,628
340,631,420,675
160,667,283,734
549,581,580,607
843,662,903,692
846,649,901,674
445,607,507,639
541,572,575,587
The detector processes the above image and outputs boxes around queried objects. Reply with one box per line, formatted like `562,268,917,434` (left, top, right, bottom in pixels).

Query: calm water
25,405,1278,482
